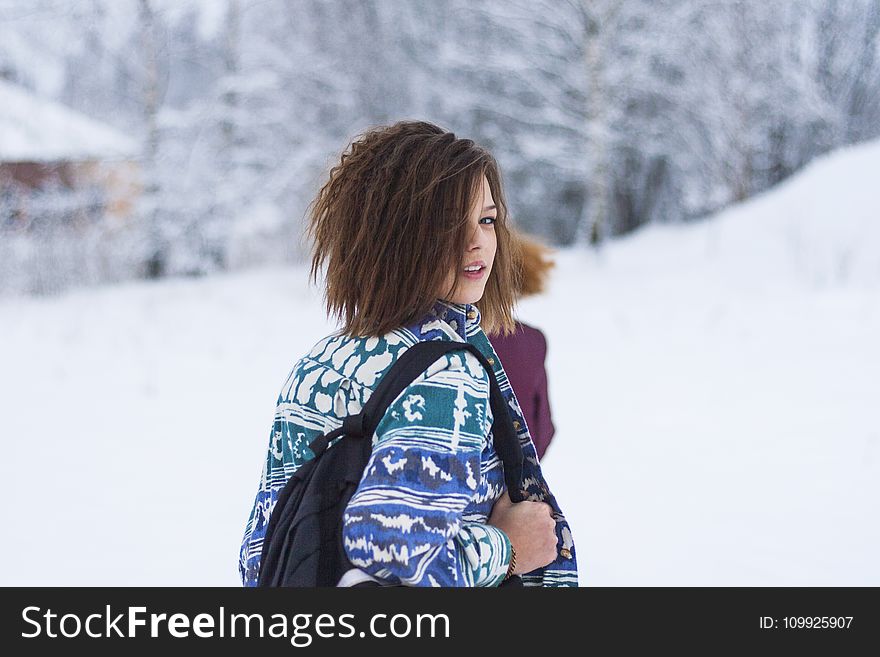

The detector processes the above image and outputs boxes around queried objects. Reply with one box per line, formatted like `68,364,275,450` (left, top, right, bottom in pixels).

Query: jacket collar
429,299,481,342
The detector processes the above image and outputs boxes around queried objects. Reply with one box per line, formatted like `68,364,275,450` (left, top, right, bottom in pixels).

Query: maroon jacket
487,320,556,460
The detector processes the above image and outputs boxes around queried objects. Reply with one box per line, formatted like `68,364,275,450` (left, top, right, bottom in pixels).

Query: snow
153,0,229,42
0,79,138,162
0,139,877,585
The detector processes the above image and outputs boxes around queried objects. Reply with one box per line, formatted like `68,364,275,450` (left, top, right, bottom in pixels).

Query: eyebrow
483,204,497,211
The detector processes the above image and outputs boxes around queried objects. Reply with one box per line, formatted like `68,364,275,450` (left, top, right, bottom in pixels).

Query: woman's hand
487,490,558,575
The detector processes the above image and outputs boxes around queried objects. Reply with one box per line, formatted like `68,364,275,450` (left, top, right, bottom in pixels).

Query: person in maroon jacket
487,233,557,460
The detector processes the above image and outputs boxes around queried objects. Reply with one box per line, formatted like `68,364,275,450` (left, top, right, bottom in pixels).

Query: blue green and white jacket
238,299,578,587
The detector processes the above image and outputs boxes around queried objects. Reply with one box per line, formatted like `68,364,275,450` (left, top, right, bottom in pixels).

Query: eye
479,216,496,225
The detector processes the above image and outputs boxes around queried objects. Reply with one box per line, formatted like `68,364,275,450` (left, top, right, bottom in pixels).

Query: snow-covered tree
2,0,878,294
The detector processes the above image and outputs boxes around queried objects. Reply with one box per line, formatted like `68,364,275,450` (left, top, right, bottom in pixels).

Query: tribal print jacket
238,299,578,587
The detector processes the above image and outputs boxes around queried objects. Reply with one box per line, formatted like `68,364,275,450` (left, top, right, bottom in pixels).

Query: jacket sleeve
341,349,512,587
532,330,556,460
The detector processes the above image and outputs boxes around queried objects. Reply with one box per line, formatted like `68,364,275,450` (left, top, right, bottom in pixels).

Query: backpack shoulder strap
309,340,525,502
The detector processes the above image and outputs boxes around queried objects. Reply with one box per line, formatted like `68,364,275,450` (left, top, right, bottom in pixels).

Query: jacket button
513,420,521,430
560,548,572,559
487,357,495,366
467,310,476,320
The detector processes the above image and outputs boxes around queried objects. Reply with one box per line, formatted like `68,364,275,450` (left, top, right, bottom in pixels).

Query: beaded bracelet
505,544,517,579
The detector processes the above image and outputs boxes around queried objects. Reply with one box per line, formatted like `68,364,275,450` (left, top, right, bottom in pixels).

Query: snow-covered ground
1,139,877,586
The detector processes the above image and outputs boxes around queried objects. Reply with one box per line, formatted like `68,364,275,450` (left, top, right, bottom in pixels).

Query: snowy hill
593,137,880,291
0,139,877,586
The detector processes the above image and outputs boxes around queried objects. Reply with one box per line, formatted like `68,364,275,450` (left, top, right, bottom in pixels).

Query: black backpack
256,340,526,587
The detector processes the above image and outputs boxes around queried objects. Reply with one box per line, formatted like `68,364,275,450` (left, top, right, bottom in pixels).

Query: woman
487,234,557,460
238,121,578,587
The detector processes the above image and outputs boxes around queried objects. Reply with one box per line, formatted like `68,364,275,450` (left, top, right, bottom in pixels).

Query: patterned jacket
238,299,578,587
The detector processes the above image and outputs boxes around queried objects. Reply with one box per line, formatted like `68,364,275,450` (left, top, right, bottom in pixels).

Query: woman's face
440,174,498,305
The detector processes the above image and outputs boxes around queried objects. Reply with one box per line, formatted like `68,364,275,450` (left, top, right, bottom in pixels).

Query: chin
447,278,489,305
453,289,486,305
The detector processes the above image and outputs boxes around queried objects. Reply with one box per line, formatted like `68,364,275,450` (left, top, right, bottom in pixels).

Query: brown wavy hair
305,120,521,338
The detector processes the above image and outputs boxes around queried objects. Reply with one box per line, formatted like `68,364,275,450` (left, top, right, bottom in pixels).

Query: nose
466,221,486,252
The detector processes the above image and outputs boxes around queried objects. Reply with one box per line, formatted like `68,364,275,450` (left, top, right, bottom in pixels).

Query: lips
462,260,486,273
462,261,487,280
